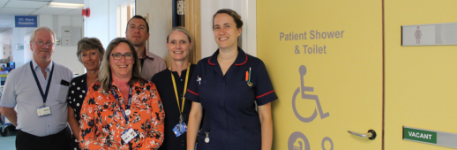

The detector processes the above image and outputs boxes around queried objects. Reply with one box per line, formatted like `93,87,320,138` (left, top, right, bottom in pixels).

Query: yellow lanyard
171,63,191,114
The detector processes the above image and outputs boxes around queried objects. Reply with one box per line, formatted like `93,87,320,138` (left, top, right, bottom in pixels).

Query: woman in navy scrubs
185,9,277,150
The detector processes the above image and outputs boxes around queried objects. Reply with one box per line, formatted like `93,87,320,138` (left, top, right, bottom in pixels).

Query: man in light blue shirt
0,26,73,150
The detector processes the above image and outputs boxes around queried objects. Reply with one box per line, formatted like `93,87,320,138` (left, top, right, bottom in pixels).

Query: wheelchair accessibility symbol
292,65,330,123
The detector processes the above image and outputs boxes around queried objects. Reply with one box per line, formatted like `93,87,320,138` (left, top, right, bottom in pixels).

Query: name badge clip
205,132,210,143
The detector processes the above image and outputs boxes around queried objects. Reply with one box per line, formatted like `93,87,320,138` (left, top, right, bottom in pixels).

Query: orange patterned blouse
79,80,165,150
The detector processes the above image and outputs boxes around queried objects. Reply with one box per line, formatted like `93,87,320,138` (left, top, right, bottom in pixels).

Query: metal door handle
348,129,377,140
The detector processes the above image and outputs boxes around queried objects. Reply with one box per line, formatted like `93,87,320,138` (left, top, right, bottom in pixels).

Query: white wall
11,27,34,68
1,15,84,74
23,35,32,62
84,0,134,50
136,0,172,60
35,15,85,75
84,0,110,48
200,0,257,58
0,29,13,60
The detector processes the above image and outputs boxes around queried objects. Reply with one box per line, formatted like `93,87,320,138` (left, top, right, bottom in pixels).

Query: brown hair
212,9,243,29
126,15,149,33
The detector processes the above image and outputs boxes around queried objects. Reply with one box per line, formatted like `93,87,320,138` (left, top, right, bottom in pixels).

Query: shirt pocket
54,80,70,104
234,81,256,107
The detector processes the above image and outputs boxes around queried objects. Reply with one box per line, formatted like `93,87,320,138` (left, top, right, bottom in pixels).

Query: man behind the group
0,26,73,150
126,15,166,80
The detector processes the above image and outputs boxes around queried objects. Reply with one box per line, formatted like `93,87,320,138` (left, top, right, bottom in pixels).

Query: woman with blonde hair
152,26,196,150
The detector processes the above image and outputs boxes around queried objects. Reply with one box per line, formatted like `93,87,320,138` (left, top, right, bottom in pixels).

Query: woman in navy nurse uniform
185,9,277,150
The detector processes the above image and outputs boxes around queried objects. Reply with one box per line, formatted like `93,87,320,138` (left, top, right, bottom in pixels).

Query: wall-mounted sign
15,16,37,27
402,22,457,46
403,126,457,149
61,27,82,46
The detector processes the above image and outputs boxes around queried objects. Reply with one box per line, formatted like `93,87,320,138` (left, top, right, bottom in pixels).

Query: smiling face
213,13,241,50
125,18,150,47
109,42,134,79
81,49,101,72
31,29,55,62
167,30,192,61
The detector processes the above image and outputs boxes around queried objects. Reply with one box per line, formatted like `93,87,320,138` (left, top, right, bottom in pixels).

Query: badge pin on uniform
197,76,202,85
246,67,253,87
205,132,210,143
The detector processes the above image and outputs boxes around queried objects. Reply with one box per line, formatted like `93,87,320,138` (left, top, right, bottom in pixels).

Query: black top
151,64,196,150
66,74,88,150
67,74,88,122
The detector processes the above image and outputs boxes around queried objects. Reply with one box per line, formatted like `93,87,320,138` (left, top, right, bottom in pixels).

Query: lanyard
171,63,190,114
112,87,133,124
29,61,54,106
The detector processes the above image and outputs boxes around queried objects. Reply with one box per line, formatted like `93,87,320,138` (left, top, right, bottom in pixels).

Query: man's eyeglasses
32,41,54,47
111,53,134,60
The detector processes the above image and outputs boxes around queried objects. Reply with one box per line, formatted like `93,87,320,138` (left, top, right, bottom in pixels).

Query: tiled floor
0,130,16,150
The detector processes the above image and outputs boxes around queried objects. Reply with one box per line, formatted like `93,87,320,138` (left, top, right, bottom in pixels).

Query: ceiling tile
62,9,81,15
0,14,14,19
5,1,48,9
53,0,84,4
0,15,14,28
0,8,36,15
0,0,9,7
31,7,72,15
0,23,14,28
12,0,84,4
11,0,49,1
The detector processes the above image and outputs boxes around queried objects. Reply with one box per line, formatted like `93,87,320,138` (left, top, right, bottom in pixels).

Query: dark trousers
16,126,72,150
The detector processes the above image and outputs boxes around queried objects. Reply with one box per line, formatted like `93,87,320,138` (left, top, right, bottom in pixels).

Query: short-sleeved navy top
185,48,277,150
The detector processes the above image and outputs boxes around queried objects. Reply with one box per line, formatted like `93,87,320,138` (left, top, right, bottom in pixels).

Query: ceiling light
46,2,84,9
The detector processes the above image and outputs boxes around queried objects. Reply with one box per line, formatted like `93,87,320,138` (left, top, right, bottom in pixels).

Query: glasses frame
32,41,54,47
110,53,134,60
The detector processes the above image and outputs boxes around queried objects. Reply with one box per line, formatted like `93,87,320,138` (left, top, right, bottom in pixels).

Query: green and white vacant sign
403,126,457,149
403,127,437,144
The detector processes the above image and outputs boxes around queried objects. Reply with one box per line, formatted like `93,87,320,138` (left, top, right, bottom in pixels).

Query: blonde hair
166,26,193,43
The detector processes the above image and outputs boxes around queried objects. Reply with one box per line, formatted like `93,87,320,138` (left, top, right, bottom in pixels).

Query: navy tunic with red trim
185,48,277,150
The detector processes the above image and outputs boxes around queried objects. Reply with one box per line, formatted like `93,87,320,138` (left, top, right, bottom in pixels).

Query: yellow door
385,0,457,150
257,0,383,149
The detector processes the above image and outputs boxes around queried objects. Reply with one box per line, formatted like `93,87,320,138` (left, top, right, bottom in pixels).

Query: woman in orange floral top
79,38,165,150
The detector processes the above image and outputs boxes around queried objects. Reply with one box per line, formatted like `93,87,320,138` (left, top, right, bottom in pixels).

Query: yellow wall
257,0,382,149
385,0,457,150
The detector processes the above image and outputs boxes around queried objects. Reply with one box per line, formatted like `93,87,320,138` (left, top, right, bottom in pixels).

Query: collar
31,59,53,72
208,47,247,66
139,48,154,60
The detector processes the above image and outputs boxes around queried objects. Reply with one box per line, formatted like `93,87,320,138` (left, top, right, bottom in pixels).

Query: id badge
172,122,187,137
37,106,51,117
121,128,138,144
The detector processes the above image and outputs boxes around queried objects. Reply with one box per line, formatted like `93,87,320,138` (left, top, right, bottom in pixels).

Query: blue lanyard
29,61,54,106
112,87,133,123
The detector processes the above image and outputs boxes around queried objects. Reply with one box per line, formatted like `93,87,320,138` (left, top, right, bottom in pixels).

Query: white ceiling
0,0,84,32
